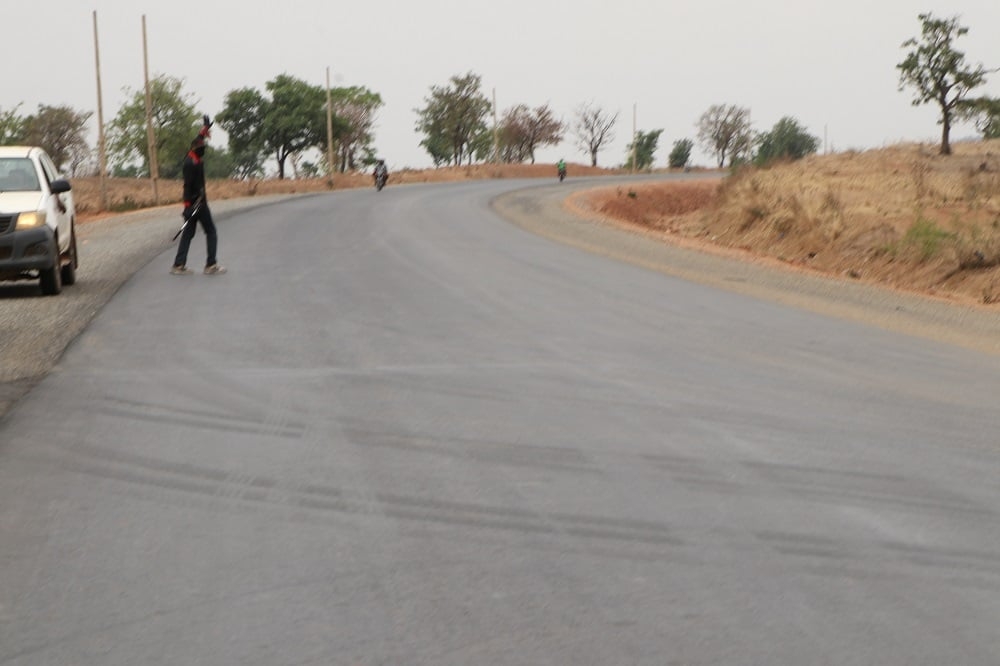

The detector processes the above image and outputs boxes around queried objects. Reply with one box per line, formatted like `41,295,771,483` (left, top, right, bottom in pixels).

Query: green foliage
107,74,200,179
216,87,267,179
697,104,753,168
415,72,492,166
897,13,992,155
754,116,820,166
623,129,663,170
262,74,327,179
901,217,954,261
573,102,617,167
0,104,26,144
420,133,453,167
668,138,693,168
329,86,383,172
965,97,1000,139
219,79,382,177
23,104,93,175
202,146,236,179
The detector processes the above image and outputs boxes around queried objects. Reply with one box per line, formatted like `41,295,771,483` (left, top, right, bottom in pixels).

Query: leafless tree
23,104,93,174
696,104,753,168
573,102,618,167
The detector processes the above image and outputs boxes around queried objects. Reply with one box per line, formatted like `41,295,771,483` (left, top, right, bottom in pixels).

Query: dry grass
579,140,1000,306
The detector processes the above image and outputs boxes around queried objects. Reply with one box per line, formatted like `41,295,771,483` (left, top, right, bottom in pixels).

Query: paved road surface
2,179,999,665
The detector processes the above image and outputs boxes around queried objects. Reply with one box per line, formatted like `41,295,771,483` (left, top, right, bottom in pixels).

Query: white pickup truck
0,146,78,295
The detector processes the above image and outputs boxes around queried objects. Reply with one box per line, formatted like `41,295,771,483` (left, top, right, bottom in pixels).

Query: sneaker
170,265,192,275
204,264,227,275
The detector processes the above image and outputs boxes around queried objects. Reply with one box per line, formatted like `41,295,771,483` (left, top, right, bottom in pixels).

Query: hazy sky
5,1,1000,172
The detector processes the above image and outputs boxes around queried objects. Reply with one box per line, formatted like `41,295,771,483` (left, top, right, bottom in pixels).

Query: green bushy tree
668,138,694,168
898,13,994,155
754,117,820,166
624,129,662,170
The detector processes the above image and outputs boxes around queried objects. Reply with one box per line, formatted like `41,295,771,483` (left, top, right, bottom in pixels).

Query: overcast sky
5,1,1000,172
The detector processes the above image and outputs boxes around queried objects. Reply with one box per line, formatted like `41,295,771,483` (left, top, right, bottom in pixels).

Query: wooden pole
632,103,638,173
92,11,108,211
326,67,335,185
142,15,160,205
492,88,498,163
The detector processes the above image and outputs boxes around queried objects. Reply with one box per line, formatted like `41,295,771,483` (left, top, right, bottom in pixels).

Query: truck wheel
40,239,62,295
60,229,77,286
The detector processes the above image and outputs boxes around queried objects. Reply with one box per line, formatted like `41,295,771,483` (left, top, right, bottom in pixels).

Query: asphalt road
2,178,1000,665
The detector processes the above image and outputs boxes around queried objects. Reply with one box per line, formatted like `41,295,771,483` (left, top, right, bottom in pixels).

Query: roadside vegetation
580,140,1000,306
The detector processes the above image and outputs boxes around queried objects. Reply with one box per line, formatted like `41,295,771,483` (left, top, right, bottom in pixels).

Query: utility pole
326,67,335,186
631,103,638,174
141,15,159,205
492,88,499,163
92,11,108,211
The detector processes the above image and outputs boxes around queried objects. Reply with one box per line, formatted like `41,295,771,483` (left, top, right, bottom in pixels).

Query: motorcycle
374,170,388,191
558,165,567,182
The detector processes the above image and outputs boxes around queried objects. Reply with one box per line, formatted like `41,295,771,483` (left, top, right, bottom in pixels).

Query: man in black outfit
171,115,226,275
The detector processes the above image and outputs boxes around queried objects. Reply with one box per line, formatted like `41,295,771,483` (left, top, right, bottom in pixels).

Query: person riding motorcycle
373,159,389,189
557,159,567,181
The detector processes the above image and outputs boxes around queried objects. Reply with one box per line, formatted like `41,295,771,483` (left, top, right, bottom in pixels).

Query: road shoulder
492,179,1000,357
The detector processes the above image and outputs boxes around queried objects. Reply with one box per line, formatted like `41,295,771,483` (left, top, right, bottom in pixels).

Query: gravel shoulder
492,179,1000,357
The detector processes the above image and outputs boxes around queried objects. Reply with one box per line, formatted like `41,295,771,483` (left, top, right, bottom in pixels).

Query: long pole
326,67,335,186
632,103,638,173
142,15,159,205
492,88,498,163
92,11,108,211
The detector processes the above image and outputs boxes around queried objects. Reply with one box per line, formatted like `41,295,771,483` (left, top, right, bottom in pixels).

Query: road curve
2,178,999,665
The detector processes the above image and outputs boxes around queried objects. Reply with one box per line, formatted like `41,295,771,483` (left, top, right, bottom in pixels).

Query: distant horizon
4,1,997,174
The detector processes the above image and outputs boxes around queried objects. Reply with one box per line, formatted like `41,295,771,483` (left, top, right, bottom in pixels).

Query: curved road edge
491,178,1000,358
3,177,998,421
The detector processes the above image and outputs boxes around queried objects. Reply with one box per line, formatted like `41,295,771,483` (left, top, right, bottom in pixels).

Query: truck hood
0,191,43,215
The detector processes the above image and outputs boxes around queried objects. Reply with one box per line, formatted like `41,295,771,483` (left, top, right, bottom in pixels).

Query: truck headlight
15,211,46,230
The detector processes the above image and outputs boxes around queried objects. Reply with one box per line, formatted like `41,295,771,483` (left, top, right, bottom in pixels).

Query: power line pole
92,11,108,211
326,67,335,186
142,15,159,205
632,103,638,174
492,88,499,164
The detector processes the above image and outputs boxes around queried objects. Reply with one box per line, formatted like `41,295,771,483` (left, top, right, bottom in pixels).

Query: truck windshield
0,158,40,192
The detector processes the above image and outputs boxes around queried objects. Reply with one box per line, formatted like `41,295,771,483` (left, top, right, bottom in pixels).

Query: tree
573,102,617,167
421,133,453,168
753,116,820,166
496,104,564,164
262,75,327,179
216,87,268,179
329,86,382,172
963,96,1000,139
697,104,753,168
23,105,93,175
897,13,994,156
624,129,662,170
668,138,694,169
415,72,492,166
202,146,237,179
0,104,26,144
107,74,200,179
